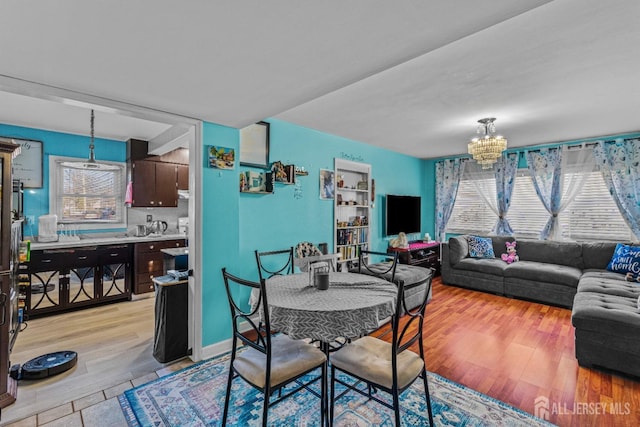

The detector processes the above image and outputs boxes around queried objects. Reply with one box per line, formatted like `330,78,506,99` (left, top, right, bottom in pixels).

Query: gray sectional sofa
441,235,640,378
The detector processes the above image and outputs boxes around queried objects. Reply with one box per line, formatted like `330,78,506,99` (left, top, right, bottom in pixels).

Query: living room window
447,167,633,241
49,155,126,230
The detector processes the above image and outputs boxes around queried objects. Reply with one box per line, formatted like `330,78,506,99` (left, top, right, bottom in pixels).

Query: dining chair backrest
356,249,399,284
329,266,435,425
391,267,434,358
221,268,271,356
255,247,295,280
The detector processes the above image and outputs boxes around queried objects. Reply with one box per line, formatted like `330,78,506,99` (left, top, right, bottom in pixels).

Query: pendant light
62,109,118,170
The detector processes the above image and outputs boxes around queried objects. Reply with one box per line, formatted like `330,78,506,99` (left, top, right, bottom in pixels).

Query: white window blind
446,165,632,241
50,156,126,228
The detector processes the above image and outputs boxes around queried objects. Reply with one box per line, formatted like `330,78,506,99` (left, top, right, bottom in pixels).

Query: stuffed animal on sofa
501,241,519,264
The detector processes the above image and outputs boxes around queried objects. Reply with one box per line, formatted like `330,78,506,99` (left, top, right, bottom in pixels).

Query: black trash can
152,278,188,363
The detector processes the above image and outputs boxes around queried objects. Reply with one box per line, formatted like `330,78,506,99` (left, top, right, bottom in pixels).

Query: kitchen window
49,155,126,229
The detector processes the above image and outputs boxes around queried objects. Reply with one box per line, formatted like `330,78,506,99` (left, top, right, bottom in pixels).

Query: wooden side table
387,241,441,276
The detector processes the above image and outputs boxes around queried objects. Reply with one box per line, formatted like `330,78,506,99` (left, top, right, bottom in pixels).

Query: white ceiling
0,0,638,159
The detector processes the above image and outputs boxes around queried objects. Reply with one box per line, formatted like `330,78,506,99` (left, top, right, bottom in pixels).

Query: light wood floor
1,295,185,425
372,278,640,427
2,278,639,426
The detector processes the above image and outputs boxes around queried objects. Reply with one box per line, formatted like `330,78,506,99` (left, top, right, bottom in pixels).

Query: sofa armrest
448,235,469,264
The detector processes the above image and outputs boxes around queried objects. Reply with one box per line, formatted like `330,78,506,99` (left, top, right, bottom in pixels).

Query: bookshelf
334,159,371,270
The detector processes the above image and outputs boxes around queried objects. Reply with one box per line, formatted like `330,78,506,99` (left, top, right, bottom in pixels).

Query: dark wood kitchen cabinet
131,160,178,207
133,239,186,294
177,164,189,190
23,244,132,318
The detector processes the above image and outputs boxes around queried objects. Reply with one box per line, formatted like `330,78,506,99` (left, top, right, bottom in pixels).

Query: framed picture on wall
240,121,270,168
320,169,335,200
208,145,235,169
1,136,43,188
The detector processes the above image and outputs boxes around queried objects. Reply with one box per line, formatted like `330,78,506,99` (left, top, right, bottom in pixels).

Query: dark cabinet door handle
110,253,118,257
0,292,7,326
78,256,88,260
41,259,52,263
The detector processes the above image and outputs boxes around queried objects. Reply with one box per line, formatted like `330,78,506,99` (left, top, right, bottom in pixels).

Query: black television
385,194,421,236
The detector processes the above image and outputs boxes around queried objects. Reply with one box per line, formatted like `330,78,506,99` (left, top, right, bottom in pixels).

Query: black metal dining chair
221,268,327,427
354,249,399,283
329,268,435,426
255,247,295,280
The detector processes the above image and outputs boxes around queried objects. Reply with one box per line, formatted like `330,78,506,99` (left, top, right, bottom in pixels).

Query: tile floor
3,358,195,427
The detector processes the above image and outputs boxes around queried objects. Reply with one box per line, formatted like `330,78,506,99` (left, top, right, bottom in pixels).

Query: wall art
1,136,43,188
240,121,270,168
208,145,235,169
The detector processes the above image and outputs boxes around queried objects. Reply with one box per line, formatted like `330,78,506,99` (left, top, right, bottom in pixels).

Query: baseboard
199,317,256,361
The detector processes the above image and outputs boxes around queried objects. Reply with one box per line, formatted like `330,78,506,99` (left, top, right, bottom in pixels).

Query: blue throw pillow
606,243,640,274
466,235,495,259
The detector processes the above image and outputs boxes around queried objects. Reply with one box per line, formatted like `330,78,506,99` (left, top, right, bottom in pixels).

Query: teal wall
200,118,435,347
0,124,126,235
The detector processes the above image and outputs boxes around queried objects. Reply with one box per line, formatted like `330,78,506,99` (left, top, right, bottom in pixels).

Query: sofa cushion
467,235,495,258
453,257,508,276
351,263,432,288
606,243,640,274
572,291,640,333
516,239,583,269
503,261,582,288
577,272,640,298
448,236,469,265
581,242,618,270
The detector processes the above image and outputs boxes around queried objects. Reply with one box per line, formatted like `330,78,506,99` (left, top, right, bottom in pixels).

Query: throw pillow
606,243,640,274
466,235,495,259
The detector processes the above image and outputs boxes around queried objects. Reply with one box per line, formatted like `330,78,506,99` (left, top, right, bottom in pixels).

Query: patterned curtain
435,158,466,242
593,138,640,239
526,146,593,240
464,153,517,236
493,152,518,236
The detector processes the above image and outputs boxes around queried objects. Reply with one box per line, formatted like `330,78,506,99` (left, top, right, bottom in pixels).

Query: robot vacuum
10,351,78,380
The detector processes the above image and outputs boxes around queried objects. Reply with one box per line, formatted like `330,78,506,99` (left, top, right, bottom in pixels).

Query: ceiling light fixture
467,117,508,169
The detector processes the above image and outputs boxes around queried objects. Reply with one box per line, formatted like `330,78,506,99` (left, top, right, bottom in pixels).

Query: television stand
387,241,440,276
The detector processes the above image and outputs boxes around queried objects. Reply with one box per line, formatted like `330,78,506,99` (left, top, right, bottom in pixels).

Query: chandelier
467,117,508,169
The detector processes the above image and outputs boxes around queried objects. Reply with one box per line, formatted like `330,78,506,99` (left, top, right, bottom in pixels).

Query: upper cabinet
132,160,178,207
177,165,189,191
127,139,188,207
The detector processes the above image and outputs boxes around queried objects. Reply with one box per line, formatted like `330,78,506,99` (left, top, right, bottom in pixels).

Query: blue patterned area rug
119,352,554,427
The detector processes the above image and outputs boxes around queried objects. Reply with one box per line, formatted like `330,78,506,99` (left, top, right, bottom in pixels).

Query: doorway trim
0,74,204,361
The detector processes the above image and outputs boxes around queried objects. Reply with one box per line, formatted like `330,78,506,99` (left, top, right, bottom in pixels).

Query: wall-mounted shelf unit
240,171,273,194
334,159,371,270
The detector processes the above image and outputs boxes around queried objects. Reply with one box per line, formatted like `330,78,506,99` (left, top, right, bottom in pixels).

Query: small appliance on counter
38,214,58,242
148,220,168,235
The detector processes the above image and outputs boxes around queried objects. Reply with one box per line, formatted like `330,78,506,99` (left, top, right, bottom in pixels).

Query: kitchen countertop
28,233,187,250
161,247,189,257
